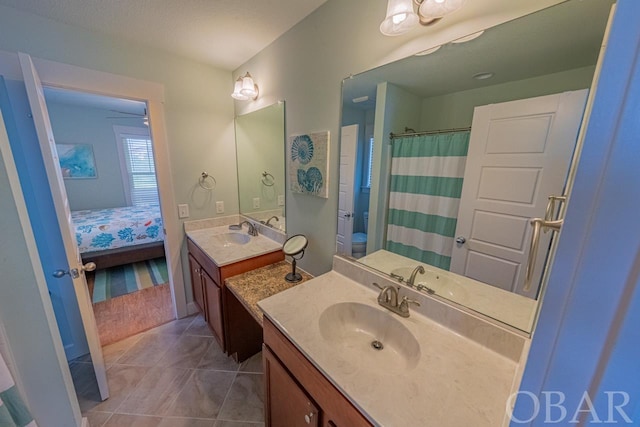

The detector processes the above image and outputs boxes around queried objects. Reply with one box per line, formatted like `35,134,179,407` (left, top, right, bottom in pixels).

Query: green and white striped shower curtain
385,131,470,270
0,352,37,427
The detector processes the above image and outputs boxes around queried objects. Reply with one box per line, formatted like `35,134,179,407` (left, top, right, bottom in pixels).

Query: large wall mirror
338,0,614,334
235,102,286,232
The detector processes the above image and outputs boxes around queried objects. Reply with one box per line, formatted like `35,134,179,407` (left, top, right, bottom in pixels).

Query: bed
72,204,165,269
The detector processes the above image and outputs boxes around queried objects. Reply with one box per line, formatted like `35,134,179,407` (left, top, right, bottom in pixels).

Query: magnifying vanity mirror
235,102,286,231
283,234,309,283
337,0,614,334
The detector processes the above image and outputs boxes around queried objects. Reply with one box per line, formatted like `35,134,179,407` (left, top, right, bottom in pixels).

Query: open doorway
43,87,174,348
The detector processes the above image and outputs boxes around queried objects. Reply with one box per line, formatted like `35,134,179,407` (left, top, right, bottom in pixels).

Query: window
113,126,159,206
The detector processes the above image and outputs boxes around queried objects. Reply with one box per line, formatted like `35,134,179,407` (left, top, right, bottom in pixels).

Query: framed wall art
56,143,97,179
287,131,330,198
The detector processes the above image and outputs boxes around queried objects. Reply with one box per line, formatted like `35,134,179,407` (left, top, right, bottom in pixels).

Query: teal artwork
288,131,329,198
56,143,97,179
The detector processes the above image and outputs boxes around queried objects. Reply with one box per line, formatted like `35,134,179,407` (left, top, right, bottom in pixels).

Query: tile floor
70,315,264,427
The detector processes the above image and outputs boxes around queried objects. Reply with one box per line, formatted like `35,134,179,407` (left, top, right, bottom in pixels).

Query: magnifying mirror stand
282,234,308,283
285,253,303,283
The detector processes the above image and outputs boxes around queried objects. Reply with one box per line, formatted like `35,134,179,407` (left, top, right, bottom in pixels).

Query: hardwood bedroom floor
70,314,264,427
87,271,174,345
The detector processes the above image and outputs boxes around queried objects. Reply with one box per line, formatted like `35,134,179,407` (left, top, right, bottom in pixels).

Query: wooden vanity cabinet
188,254,206,314
187,249,225,347
187,237,283,354
264,346,320,427
263,318,372,427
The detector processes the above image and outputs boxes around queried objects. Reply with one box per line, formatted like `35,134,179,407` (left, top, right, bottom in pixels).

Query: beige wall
233,0,563,276
0,5,238,304
419,66,596,130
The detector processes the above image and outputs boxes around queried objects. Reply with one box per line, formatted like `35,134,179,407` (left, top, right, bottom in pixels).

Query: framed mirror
235,102,286,232
337,0,615,333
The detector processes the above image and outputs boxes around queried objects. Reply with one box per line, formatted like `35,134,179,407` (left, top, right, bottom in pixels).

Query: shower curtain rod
389,126,471,140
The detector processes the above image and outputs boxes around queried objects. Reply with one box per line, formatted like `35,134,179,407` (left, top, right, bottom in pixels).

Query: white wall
233,0,564,276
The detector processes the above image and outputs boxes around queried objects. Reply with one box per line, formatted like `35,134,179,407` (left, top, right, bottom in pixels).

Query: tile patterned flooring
70,315,264,427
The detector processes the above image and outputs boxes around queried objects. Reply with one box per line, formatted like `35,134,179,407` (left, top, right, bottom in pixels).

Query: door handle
455,236,466,244
523,218,563,292
53,262,96,279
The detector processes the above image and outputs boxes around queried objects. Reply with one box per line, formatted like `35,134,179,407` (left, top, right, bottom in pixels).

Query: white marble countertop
259,271,518,427
186,224,282,267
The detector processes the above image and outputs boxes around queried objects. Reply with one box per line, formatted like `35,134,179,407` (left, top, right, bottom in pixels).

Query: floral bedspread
72,204,164,253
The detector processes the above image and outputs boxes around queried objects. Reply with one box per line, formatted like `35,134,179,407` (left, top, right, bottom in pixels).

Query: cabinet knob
304,412,314,424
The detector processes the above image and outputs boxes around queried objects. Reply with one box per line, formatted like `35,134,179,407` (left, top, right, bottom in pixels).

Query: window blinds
122,136,159,206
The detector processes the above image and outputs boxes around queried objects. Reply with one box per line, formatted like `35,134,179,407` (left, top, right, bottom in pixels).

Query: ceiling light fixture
352,96,369,103
231,72,259,101
380,0,466,36
473,72,494,80
451,30,484,44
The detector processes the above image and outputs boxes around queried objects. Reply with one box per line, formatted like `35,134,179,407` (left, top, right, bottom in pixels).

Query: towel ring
261,171,275,187
199,172,216,190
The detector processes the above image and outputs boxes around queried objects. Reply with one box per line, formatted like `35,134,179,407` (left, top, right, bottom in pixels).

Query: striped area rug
92,257,169,303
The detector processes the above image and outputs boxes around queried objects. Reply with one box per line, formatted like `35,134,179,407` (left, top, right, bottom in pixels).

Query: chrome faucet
373,283,420,318
239,220,258,236
265,216,279,227
407,265,425,287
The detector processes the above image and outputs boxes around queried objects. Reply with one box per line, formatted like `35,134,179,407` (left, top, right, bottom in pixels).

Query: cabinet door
203,270,224,348
264,346,320,427
188,254,206,317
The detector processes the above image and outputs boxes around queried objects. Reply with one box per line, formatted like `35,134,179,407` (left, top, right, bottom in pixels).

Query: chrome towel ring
199,172,216,190
261,171,275,187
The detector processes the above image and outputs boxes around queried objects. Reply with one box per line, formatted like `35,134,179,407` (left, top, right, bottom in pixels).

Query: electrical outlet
216,201,224,214
178,204,189,218
277,195,285,206
253,198,260,209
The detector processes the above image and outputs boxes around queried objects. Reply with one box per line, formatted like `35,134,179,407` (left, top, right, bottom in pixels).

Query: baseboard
81,416,89,427
186,302,198,316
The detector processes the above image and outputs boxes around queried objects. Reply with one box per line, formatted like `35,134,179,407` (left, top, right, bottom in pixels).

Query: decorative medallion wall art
287,131,330,198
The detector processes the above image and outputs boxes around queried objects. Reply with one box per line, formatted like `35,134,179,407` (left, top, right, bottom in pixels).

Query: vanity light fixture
380,0,466,36
231,72,259,101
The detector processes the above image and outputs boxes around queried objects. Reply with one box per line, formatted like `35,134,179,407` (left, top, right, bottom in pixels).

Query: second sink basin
213,232,250,247
318,302,421,370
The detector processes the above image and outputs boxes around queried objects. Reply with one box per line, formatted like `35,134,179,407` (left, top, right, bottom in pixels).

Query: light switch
253,198,260,209
216,201,224,214
178,204,189,219
277,195,285,206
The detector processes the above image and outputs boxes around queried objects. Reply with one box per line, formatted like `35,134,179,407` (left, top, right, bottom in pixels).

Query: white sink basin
318,302,421,370
213,232,250,247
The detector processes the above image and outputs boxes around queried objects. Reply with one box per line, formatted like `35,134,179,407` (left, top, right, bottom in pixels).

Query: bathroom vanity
185,219,284,360
259,256,528,426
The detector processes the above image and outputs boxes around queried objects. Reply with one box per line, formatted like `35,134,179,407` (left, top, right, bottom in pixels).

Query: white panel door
451,90,588,297
19,53,109,400
336,124,358,256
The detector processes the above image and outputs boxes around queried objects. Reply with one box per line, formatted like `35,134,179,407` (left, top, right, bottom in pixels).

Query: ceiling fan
106,109,149,126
